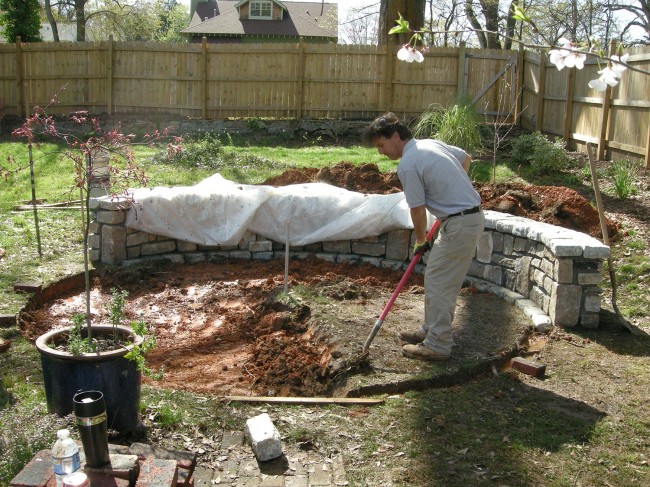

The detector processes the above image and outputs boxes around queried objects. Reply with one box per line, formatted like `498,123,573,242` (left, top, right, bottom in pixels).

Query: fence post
645,110,650,168
514,44,524,125
563,66,576,144
15,37,25,117
384,37,395,112
457,41,467,97
535,49,547,131
106,35,114,115
296,37,305,120
597,40,616,161
201,37,208,119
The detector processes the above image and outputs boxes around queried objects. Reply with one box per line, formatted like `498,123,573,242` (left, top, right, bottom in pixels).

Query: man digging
362,113,484,362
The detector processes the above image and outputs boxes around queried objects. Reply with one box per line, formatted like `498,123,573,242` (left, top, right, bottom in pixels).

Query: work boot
402,343,450,362
399,329,426,344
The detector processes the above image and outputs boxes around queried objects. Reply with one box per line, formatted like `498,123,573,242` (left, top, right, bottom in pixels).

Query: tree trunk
378,0,425,45
44,0,60,42
75,0,86,41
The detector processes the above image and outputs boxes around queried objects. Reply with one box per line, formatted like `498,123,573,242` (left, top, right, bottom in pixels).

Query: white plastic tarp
125,173,427,247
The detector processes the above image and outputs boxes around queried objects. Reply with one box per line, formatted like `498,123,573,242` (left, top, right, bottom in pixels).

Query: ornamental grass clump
412,97,482,154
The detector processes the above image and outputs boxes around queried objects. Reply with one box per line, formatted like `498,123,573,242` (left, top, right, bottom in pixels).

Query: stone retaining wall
89,198,609,330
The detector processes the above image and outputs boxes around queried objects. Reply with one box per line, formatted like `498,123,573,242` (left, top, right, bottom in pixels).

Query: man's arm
410,205,428,244
461,155,472,173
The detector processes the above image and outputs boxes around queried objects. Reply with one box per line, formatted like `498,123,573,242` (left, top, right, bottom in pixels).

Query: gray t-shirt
397,138,481,218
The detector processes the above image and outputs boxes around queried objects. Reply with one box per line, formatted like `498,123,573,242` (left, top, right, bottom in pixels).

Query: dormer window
250,1,272,19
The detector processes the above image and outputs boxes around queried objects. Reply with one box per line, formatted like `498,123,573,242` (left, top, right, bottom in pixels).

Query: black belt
443,205,480,220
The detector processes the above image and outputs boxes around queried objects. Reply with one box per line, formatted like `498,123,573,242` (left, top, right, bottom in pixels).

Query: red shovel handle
362,219,441,353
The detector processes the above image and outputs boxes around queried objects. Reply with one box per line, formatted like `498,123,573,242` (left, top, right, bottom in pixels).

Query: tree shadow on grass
405,375,606,486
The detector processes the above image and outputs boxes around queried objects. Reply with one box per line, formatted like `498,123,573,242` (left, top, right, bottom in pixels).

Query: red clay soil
264,161,619,239
21,162,615,398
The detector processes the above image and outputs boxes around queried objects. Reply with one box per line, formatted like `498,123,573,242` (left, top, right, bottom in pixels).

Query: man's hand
412,240,430,255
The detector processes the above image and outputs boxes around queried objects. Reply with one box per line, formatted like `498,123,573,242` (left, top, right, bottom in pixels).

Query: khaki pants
421,210,485,354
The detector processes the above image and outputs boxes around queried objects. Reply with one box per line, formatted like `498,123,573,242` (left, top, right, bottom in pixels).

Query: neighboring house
182,0,337,44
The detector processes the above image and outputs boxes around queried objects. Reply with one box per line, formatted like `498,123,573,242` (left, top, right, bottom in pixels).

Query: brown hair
361,112,412,146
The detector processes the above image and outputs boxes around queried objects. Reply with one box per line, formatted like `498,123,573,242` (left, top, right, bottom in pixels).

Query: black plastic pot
36,325,145,436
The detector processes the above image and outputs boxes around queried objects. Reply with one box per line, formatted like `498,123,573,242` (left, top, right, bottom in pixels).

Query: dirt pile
264,162,619,239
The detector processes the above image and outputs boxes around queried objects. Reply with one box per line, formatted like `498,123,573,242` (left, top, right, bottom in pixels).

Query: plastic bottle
52,429,81,487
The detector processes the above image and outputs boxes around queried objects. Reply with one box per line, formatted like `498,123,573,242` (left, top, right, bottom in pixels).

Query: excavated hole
19,257,537,398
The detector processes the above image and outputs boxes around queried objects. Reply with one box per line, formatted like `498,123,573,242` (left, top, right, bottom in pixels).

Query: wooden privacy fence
0,38,648,166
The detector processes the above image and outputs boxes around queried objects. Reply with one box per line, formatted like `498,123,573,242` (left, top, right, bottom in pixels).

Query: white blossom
548,38,586,71
587,53,631,92
397,45,424,63
611,53,630,77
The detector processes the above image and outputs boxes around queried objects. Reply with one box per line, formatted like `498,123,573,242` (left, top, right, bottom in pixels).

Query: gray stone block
351,241,385,257
101,225,127,264
549,283,582,327
96,209,126,225
323,240,351,253
245,413,283,462
476,231,493,263
141,240,176,256
386,230,410,261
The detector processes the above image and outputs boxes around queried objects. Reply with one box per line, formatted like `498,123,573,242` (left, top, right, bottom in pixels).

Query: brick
221,431,245,450
0,314,17,327
13,281,43,294
9,449,53,487
129,443,197,477
191,467,214,486
83,453,139,484
511,357,546,377
245,413,283,462
136,458,178,487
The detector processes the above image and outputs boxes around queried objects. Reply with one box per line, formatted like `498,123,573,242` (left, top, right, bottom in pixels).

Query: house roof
182,1,337,40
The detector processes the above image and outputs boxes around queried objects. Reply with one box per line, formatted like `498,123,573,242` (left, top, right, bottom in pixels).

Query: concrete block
245,413,283,462
578,272,602,286
252,252,275,261
315,253,337,263
514,256,532,296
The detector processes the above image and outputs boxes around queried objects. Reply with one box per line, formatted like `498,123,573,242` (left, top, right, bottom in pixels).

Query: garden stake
586,142,642,336
362,219,441,355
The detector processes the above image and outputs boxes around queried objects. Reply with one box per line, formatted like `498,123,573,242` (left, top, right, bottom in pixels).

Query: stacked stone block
88,201,609,329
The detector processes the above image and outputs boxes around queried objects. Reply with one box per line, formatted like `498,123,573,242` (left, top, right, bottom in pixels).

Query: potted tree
7,95,181,435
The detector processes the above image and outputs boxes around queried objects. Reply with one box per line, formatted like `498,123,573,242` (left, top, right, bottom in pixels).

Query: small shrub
412,97,482,153
611,159,639,200
510,132,570,175
153,133,223,169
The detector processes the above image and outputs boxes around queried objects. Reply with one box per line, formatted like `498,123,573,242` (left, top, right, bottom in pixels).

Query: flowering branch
389,11,648,92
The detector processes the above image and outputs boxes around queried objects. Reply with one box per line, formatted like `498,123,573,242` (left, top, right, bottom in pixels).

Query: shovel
362,219,441,354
